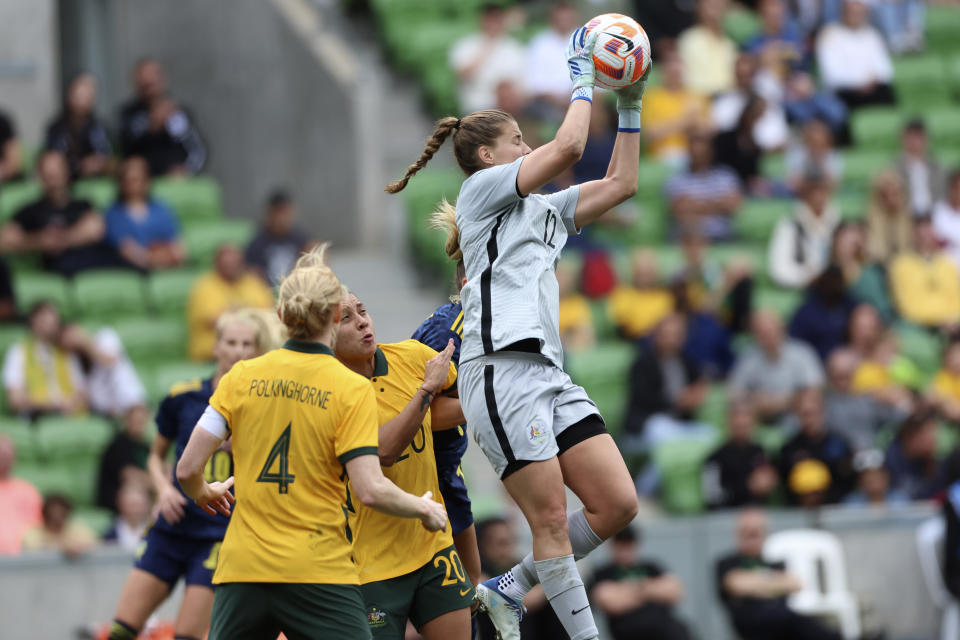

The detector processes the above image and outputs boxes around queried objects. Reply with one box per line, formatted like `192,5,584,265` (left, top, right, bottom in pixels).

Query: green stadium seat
940,147,960,172
760,153,786,181
148,268,202,316
835,191,867,221
925,107,960,151
0,417,39,462
755,286,802,319
589,300,616,341
841,149,893,193
565,342,634,434
653,436,719,514
34,414,115,461
696,384,729,432
925,5,960,56
183,219,255,267
0,180,42,222
723,6,761,45
112,316,188,367
894,323,942,381
149,361,214,405
753,424,788,456
852,108,902,150
15,460,98,506
74,506,114,536
72,269,149,320
893,55,951,108
733,198,791,243
72,178,117,211
13,272,73,315
152,176,224,222
0,324,26,356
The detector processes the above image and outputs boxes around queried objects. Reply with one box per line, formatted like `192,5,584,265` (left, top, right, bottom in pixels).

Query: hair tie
455,118,462,130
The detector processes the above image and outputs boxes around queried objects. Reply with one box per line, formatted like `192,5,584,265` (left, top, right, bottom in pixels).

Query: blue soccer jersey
152,377,232,540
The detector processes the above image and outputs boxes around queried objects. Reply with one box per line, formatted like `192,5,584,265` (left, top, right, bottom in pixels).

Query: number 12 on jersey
257,423,296,493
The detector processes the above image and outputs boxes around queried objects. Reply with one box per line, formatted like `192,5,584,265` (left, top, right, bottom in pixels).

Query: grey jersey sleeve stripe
480,213,506,354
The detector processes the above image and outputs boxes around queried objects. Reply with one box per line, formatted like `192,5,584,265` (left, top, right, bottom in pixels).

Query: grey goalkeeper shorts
458,352,603,479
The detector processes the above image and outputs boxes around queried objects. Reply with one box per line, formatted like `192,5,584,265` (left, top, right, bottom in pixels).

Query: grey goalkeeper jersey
456,157,580,369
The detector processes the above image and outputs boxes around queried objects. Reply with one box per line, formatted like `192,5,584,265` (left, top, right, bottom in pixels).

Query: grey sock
534,554,598,640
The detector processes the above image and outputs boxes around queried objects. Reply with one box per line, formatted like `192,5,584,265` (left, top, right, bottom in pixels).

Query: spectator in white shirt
525,2,579,125
59,323,146,418
712,52,789,152
933,171,960,269
449,3,527,113
896,119,946,218
769,172,841,289
815,0,895,111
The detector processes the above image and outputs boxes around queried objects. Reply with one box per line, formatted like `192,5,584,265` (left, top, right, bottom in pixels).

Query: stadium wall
0,506,940,639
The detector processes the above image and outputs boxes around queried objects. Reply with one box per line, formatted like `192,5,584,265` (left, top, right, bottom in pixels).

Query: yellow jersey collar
283,338,334,356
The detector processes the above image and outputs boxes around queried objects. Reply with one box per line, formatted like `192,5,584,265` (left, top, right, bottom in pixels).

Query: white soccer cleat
475,576,524,640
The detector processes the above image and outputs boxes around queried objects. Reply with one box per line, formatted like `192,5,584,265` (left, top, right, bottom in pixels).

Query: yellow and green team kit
207,340,379,585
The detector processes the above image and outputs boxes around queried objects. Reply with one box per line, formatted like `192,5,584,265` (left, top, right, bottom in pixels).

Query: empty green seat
734,198,791,243
565,342,635,434
755,286,802,319
149,361,214,404
841,149,893,193
925,5,960,56
0,417,39,462
760,153,786,181
72,269,148,320
723,6,761,45
13,272,73,315
0,181,41,222
183,219,255,267
926,107,960,151
35,414,115,461
754,424,788,456
852,108,902,150
654,436,719,514
894,55,951,108
148,268,202,316
835,191,867,221
15,460,97,506
696,384,729,432
152,176,224,221
112,316,188,366
894,323,942,381
0,324,26,356
72,178,117,211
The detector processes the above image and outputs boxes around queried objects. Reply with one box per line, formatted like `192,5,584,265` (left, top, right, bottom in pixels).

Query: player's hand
195,476,236,517
616,65,650,112
157,484,189,524
566,26,599,90
417,490,448,532
423,339,455,394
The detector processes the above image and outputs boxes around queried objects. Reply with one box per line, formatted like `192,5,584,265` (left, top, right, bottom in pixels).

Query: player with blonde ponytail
176,245,448,640
389,24,650,640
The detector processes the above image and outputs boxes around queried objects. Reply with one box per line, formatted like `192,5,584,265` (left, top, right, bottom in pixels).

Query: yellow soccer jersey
208,339,379,584
352,340,457,583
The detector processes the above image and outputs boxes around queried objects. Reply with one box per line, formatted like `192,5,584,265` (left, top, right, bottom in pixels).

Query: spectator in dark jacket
119,58,206,176
44,73,113,180
885,408,947,501
0,257,15,323
0,107,23,182
788,265,857,362
96,404,150,512
245,190,310,286
702,399,778,509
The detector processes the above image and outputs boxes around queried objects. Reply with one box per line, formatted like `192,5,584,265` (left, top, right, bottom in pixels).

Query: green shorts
209,582,371,640
361,545,475,638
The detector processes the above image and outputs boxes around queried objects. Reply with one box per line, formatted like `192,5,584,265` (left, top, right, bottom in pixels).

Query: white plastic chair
763,529,861,640
915,517,960,640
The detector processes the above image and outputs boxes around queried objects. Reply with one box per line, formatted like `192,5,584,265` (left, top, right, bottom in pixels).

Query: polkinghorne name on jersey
247,377,333,409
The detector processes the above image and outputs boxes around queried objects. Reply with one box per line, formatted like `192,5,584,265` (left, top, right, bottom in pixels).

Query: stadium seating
183,218,255,266
0,180,41,222
72,178,117,211
152,176,224,222
0,417,39,462
148,268,202,316
148,361,215,405
852,108,903,150
653,437,720,514
733,198,791,242
565,341,635,434
111,316,188,367
15,460,97,507
12,271,73,315
894,55,951,109
72,269,149,320
34,414,114,462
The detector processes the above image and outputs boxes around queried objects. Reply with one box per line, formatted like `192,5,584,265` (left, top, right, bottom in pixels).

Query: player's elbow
175,459,199,487
612,175,638,200
556,135,586,163
354,481,382,508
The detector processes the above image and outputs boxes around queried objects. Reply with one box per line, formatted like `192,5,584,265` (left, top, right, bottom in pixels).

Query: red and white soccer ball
584,13,652,90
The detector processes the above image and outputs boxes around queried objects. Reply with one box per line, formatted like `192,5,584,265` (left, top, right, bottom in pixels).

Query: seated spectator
0,150,115,276
844,448,909,507
702,400,778,509
0,106,23,182
623,314,713,457
846,304,913,410
931,340,960,424
641,45,710,168
590,527,692,640
666,131,743,242
713,95,769,194
119,58,206,176
449,3,526,114
557,260,595,353
890,216,960,330
677,0,736,97
96,404,151,512
815,0,896,111
866,170,913,265
885,408,947,500
0,256,15,323
779,389,855,505
785,119,842,194
788,265,856,361
21,494,97,557
745,0,848,136
0,435,42,555
831,221,895,322
44,73,113,180
105,156,185,271
769,172,840,289
187,244,273,361
933,170,960,268
825,348,906,452
897,119,946,218
944,463,960,600
608,250,675,340
712,52,789,155
729,310,824,425
2,301,86,418
674,230,754,336
244,189,310,286
103,478,152,550
61,323,146,418
716,508,843,640
870,0,926,53
524,2,578,125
